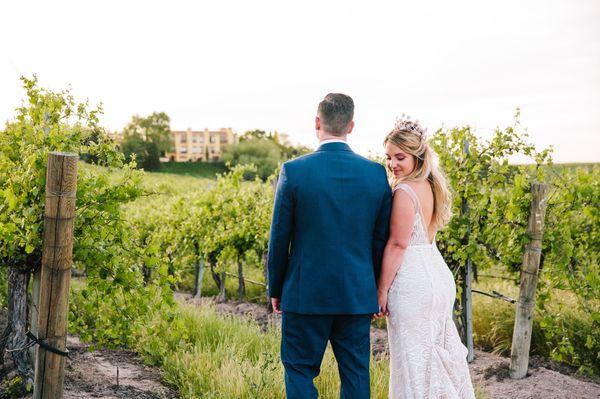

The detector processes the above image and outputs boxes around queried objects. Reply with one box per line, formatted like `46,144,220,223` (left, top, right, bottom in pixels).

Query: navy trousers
281,311,372,399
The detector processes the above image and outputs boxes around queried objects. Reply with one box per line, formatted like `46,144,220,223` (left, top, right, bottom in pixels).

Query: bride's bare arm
377,189,416,294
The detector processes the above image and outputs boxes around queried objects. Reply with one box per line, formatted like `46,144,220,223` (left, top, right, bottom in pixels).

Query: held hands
373,288,389,320
272,294,387,318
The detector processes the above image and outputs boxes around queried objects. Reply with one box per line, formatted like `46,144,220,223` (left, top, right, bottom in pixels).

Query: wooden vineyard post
33,152,78,399
237,257,246,300
461,251,474,362
217,272,227,303
194,258,205,298
460,139,474,362
509,182,549,379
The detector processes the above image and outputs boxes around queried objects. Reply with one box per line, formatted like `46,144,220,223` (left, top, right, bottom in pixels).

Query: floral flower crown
393,114,428,142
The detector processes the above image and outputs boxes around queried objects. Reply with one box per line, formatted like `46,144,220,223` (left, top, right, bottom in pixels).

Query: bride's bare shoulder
402,180,429,193
406,181,434,204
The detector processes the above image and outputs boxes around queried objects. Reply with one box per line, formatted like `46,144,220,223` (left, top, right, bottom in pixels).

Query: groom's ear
346,120,355,135
315,116,321,131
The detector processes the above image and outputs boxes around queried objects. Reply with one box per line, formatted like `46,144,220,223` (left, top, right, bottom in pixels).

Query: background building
165,128,237,162
109,127,238,162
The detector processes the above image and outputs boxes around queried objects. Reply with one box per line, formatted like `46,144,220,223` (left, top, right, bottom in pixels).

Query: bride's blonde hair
384,119,453,229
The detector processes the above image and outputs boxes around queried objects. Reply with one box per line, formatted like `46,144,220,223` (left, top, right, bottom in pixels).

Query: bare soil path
62,335,177,399
0,310,177,399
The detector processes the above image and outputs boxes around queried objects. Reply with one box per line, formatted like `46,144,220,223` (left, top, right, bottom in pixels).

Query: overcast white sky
1,0,599,162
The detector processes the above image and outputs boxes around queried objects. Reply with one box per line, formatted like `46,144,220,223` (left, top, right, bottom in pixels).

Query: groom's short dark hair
318,93,354,135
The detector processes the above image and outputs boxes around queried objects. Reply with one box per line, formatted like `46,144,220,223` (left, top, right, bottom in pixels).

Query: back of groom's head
317,93,354,136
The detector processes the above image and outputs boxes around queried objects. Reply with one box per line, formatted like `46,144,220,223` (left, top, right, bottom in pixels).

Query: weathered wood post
460,139,474,362
33,152,78,399
193,242,204,298
237,257,246,300
510,181,549,379
194,257,204,298
217,269,227,303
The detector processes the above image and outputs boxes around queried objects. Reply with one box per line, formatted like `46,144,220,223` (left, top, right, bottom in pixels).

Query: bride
374,119,476,399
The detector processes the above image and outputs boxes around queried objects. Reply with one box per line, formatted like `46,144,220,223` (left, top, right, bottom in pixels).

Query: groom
267,93,392,399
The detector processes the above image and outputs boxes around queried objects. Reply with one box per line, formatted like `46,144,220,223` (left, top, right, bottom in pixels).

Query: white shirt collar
319,138,348,145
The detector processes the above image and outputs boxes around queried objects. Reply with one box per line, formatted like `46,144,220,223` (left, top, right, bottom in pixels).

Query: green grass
471,277,538,355
157,161,227,179
134,301,488,399
139,170,211,196
134,302,388,398
79,159,214,199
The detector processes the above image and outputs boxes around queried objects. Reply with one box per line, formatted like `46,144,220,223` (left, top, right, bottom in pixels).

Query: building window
180,148,187,154
209,136,216,143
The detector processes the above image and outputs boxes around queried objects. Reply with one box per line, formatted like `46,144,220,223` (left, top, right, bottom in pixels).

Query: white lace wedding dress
386,183,475,399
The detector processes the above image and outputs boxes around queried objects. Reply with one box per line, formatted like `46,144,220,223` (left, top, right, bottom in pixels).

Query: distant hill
544,162,598,172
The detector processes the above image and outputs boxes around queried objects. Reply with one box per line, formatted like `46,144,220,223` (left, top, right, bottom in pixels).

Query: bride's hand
376,289,389,318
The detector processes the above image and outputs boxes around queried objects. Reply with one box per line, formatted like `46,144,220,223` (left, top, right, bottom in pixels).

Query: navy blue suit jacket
267,142,392,314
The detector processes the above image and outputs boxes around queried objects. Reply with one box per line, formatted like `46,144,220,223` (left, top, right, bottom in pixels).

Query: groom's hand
271,297,283,314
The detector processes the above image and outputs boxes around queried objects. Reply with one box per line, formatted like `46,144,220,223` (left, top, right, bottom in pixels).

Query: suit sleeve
267,164,294,298
372,168,392,282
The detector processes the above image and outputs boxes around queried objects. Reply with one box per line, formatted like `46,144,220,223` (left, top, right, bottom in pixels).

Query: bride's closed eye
385,156,405,161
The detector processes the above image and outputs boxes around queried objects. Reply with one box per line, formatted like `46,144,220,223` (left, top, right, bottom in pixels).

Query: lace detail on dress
387,183,475,399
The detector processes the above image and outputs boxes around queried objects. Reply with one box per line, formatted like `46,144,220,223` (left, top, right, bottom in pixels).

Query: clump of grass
135,303,283,398
472,277,548,356
134,302,396,398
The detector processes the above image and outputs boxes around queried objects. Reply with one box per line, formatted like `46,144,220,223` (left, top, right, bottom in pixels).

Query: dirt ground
181,294,600,399
61,336,177,399
0,310,177,399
